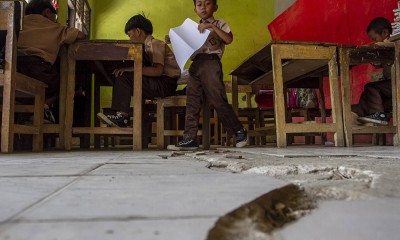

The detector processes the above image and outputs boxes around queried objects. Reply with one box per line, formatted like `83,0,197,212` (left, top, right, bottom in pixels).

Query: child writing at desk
17,0,86,123
97,14,181,147
354,17,394,125
167,0,247,150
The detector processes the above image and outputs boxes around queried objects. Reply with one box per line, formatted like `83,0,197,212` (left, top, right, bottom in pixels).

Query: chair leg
319,77,328,144
94,76,101,148
255,109,261,145
202,101,210,150
220,124,226,146
32,91,44,152
157,101,165,149
1,84,16,153
213,110,219,145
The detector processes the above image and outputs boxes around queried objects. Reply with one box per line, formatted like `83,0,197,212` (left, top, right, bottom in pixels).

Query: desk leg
339,48,352,147
329,48,344,147
271,45,287,148
394,42,400,146
132,45,143,151
64,47,76,150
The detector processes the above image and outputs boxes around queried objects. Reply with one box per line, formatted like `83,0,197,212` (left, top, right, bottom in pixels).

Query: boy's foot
169,137,199,151
44,108,56,124
235,128,248,148
358,112,390,125
97,112,129,128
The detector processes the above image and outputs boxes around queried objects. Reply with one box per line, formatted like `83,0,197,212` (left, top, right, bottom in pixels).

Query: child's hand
165,35,171,44
113,67,133,78
198,22,214,33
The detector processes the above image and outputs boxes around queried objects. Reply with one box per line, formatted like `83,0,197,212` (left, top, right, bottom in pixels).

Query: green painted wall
92,0,274,77
57,0,68,26
91,0,275,107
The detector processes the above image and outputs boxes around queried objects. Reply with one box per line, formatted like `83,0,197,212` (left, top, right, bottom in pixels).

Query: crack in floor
161,150,386,239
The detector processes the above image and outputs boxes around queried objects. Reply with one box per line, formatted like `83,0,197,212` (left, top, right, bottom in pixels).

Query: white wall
275,0,297,16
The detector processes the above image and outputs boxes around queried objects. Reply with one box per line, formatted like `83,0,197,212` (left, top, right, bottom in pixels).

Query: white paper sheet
169,18,211,72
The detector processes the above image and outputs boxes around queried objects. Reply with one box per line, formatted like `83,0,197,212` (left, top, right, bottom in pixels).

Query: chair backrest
0,1,22,69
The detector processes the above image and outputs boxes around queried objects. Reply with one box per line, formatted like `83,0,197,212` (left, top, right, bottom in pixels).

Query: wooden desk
339,45,398,147
392,34,400,146
64,40,143,150
230,41,344,148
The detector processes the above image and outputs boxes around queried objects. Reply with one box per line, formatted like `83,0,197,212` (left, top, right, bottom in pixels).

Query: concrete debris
225,154,243,159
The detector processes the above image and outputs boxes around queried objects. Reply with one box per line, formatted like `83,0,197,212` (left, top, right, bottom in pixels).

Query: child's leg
111,73,177,114
17,56,59,106
358,80,392,116
183,66,204,139
199,59,242,135
111,73,133,114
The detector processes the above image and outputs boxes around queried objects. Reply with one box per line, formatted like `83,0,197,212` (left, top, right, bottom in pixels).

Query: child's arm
198,22,233,44
143,64,164,77
112,64,163,78
76,31,86,40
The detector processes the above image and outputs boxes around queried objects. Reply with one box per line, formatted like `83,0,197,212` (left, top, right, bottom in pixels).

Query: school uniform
183,17,243,138
356,39,393,116
111,35,180,114
17,14,80,101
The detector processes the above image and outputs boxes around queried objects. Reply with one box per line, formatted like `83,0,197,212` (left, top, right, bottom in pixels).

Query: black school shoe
44,108,56,124
170,137,199,151
358,112,390,126
235,128,248,148
97,112,129,128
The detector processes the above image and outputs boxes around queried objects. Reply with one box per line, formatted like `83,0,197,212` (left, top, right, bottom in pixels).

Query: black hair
25,0,57,15
193,0,217,5
367,17,392,35
124,14,153,35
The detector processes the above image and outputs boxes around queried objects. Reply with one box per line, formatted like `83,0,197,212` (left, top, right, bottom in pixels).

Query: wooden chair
156,78,215,150
221,82,266,146
225,78,329,146
0,1,47,153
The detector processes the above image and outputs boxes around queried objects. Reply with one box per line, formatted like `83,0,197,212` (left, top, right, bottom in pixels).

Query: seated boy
17,0,86,122
170,0,247,150
97,14,181,146
354,17,394,125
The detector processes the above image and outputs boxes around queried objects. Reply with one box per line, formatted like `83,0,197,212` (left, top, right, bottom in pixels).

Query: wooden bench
0,1,47,153
156,77,214,150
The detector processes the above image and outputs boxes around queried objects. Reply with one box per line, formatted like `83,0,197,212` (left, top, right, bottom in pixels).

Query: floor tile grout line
8,215,219,224
0,154,124,232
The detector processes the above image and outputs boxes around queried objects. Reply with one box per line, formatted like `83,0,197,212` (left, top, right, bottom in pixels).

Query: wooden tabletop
71,40,143,61
230,41,395,86
230,40,336,85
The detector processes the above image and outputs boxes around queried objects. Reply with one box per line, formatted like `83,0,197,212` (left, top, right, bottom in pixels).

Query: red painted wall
269,0,397,45
268,0,397,144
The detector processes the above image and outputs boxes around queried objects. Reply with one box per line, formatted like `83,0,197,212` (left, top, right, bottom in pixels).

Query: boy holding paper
170,0,247,150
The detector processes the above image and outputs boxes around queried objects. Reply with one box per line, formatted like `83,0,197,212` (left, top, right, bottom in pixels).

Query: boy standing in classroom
97,14,181,147
354,17,394,125
172,0,247,150
17,0,86,123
